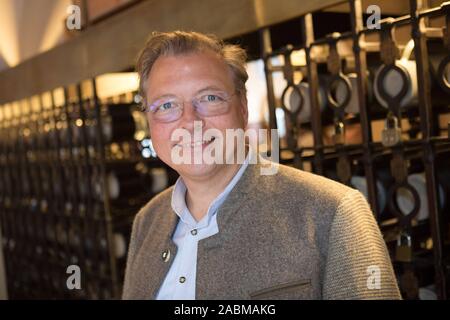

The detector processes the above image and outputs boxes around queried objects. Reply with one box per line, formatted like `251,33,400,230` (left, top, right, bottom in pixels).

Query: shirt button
179,276,186,283
161,249,171,262
191,229,198,236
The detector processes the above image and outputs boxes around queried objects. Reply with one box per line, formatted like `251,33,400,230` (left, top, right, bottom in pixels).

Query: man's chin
174,163,221,179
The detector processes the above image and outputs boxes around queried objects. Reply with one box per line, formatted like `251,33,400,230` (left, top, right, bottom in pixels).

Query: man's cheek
151,138,167,159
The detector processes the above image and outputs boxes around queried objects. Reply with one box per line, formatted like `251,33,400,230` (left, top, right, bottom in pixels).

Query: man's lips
174,136,216,148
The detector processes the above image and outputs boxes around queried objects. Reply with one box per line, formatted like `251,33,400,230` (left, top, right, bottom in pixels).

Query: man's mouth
175,136,216,148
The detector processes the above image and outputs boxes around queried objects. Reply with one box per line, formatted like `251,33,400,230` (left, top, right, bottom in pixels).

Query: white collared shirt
156,153,251,300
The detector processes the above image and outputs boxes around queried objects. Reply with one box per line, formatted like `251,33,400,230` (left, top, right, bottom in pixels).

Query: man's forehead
151,50,227,72
146,51,235,93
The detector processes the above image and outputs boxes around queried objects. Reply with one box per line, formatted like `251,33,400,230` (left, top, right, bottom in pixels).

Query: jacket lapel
199,160,261,249
196,161,264,298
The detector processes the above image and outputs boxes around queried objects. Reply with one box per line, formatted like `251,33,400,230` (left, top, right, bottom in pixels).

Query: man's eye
202,94,223,103
158,102,173,111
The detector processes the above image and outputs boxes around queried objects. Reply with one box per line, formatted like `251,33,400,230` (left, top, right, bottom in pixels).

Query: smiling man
122,31,401,300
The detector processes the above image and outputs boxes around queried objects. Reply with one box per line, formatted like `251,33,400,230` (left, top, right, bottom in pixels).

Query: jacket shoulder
259,163,354,207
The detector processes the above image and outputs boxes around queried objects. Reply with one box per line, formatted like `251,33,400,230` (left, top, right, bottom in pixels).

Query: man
122,31,401,300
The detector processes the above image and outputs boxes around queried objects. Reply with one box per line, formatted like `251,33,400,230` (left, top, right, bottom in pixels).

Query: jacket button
161,249,170,262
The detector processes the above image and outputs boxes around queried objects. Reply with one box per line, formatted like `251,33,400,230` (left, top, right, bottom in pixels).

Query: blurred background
0,0,449,300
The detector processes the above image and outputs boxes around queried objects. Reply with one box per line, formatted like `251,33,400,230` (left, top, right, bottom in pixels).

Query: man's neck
183,161,243,222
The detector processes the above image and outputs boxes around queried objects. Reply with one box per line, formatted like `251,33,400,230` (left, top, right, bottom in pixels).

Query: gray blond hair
136,31,248,108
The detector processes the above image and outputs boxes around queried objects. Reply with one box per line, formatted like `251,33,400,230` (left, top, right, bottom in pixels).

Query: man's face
145,50,248,179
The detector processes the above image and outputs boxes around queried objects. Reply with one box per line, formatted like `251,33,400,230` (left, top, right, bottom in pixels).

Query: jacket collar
199,158,263,249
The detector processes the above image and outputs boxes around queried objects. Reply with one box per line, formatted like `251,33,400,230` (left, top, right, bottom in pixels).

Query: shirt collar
171,146,253,229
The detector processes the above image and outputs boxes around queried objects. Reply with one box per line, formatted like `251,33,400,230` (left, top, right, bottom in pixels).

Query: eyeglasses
143,90,237,123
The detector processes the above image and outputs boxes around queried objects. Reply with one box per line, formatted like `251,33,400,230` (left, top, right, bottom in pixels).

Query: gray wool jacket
122,160,401,300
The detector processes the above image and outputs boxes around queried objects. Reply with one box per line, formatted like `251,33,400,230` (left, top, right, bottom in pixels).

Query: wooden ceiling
0,0,445,105
0,0,72,70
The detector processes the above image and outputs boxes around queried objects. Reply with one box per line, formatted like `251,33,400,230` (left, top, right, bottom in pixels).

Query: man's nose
180,101,205,131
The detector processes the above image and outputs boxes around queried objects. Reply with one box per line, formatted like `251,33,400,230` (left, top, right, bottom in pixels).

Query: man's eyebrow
148,94,177,104
195,86,227,94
